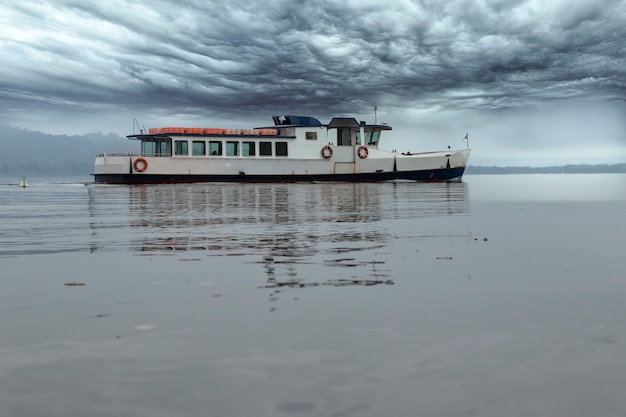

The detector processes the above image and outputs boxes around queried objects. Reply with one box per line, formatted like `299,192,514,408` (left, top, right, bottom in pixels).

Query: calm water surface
1,174,625,417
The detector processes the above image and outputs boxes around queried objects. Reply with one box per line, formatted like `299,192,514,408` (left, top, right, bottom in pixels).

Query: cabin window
356,131,381,146
174,140,188,155
275,142,288,156
242,141,256,156
159,141,169,156
368,131,380,146
305,132,317,140
209,141,222,155
192,141,206,156
337,128,351,146
142,141,156,156
226,141,239,156
259,142,272,156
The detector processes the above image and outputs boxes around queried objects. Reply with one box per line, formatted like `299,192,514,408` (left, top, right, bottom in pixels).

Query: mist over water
1,175,625,417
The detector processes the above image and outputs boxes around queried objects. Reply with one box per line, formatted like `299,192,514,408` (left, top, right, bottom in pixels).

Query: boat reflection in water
87,181,469,298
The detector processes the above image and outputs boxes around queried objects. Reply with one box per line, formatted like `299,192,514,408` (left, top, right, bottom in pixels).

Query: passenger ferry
92,115,471,184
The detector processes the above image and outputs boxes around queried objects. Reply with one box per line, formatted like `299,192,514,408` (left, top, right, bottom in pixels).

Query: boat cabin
129,115,392,159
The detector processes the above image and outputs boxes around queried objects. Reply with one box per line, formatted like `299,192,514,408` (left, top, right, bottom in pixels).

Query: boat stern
93,154,134,176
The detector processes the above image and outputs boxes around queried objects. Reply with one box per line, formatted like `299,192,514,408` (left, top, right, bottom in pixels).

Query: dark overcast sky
1,0,625,165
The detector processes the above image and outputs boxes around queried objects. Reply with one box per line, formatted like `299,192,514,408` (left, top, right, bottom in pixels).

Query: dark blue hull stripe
93,167,466,184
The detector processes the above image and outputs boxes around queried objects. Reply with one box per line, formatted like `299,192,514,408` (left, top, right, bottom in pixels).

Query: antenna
374,105,378,125
133,119,145,134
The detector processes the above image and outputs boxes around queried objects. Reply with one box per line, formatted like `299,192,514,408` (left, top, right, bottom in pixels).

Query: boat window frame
259,141,272,156
337,128,352,146
174,140,189,155
242,141,256,157
142,140,157,156
209,141,222,156
368,131,381,146
159,140,170,156
356,130,381,146
275,142,288,157
192,140,206,156
226,141,239,156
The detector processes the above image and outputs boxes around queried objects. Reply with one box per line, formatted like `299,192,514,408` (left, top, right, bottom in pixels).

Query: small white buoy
18,177,28,188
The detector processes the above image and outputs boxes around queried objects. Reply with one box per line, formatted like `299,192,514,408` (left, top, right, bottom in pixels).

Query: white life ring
357,146,369,159
321,145,333,159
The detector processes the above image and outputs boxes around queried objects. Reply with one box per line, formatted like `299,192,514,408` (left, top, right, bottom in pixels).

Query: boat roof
326,117,392,131
268,115,392,131
128,115,393,139
272,115,323,127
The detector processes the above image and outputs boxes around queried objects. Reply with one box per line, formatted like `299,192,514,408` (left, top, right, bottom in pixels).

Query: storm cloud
1,0,625,164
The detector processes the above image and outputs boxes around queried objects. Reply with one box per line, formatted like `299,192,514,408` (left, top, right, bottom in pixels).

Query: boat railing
97,152,179,158
97,153,140,157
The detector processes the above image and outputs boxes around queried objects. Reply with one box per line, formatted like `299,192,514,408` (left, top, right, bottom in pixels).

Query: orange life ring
321,145,333,159
357,146,369,159
133,157,148,172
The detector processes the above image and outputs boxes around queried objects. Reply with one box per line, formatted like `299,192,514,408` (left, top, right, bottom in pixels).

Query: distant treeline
0,123,134,176
466,164,626,174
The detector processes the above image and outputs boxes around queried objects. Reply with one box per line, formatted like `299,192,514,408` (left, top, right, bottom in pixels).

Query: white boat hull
93,148,470,184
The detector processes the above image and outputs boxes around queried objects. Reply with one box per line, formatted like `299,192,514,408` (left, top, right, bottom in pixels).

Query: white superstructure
93,115,470,184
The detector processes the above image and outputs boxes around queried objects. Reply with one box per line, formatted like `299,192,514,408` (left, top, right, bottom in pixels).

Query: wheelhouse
326,117,391,148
